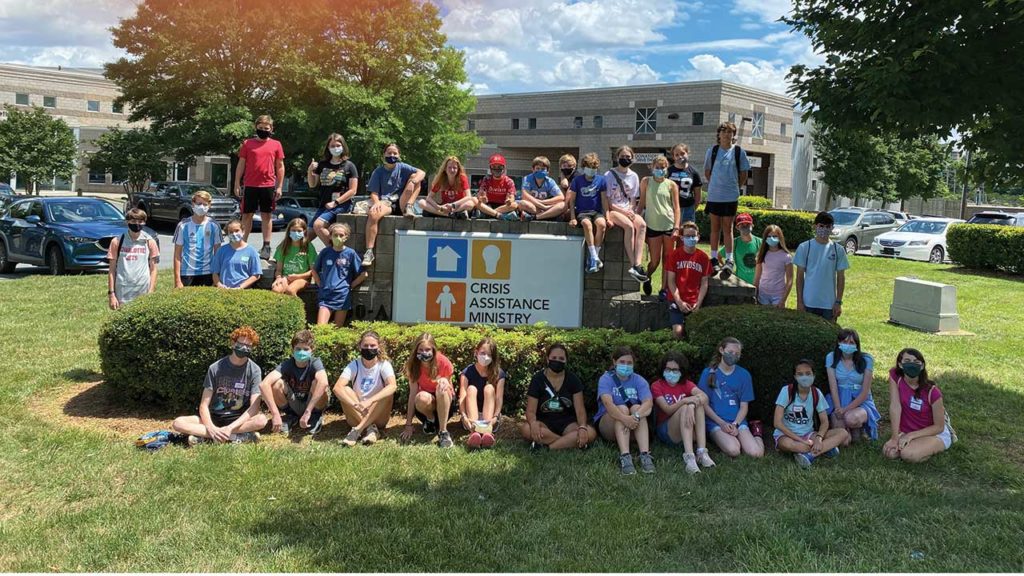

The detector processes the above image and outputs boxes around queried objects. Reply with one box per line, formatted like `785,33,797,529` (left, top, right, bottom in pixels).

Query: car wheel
929,245,944,264
0,239,16,273
844,237,858,254
47,244,66,276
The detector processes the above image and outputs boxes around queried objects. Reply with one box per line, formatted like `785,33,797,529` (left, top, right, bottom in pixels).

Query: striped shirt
173,218,221,276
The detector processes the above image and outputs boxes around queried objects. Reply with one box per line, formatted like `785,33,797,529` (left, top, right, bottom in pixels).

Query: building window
573,116,583,129
751,111,765,139
692,112,704,126
467,119,475,131
88,168,106,184
168,162,189,182
593,115,603,128
728,112,736,124
43,96,56,108
813,157,819,171
511,118,519,130
15,93,29,106
781,122,787,136
635,107,657,134
88,100,100,112
113,102,124,114
528,118,537,130
811,180,818,192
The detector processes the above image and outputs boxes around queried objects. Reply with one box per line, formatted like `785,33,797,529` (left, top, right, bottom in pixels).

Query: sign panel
748,156,763,168
394,231,583,328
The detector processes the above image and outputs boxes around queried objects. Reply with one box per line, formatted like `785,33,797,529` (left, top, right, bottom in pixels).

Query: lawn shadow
62,380,179,424
63,368,104,383
940,266,1024,283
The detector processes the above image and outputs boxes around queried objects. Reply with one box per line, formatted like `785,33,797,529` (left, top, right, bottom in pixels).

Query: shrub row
947,223,1024,275
737,195,774,209
694,206,818,248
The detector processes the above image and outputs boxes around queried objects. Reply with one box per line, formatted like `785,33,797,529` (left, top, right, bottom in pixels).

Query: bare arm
638,177,648,212
600,394,632,424
173,244,184,287
670,181,681,231
364,373,398,405
258,369,284,422
695,275,709,310
339,177,359,204
782,262,794,303
826,367,841,413
795,267,805,309
492,377,505,422
148,240,159,293
274,159,285,195
233,157,246,196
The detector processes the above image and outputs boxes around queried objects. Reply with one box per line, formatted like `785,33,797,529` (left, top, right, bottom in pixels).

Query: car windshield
897,220,948,234
47,200,124,223
969,214,1013,225
295,198,317,208
179,184,229,197
830,211,860,225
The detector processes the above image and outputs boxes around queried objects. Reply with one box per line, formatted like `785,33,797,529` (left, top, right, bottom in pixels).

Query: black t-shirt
462,364,507,411
316,160,359,208
527,370,583,429
667,164,703,208
275,356,325,398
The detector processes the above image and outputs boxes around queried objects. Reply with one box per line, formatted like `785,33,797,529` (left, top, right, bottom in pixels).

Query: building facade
465,80,796,207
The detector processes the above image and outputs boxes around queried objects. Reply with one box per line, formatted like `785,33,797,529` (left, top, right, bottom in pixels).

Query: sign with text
394,231,583,328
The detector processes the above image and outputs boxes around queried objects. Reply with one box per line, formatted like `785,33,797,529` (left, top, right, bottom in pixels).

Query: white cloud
629,38,769,54
681,54,792,96
0,0,136,65
463,47,531,83
540,54,659,88
731,0,793,24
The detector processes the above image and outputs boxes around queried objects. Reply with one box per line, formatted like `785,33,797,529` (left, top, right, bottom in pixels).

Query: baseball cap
488,154,506,167
736,213,754,225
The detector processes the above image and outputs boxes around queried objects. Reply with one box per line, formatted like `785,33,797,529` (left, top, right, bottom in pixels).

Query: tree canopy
88,128,168,195
0,105,78,194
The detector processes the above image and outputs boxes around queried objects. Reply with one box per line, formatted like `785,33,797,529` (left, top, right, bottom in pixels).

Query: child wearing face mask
605,145,648,283
883,348,955,463
595,346,655,475
234,114,285,260
666,221,712,340
271,218,317,297
651,352,715,474
400,333,456,448
107,207,158,310
567,152,610,273
520,156,566,221
726,212,762,285
476,154,520,220
312,222,366,326
794,211,849,322
173,190,221,288
309,133,359,245
171,326,268,444
459,337,507,449
212,219,262,289
774,360,848,468
826,328,881,443
667,143,703,224
334,330,397,447
639,155,681,298
698,337,764,458
520,343,597,451
259,329,329,437
753,224,793,308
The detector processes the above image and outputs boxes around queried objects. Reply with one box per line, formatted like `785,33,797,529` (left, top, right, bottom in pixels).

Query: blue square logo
427,238,468,279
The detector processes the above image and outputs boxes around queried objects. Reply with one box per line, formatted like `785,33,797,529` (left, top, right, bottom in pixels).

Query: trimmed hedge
695,207,817,247
947,223,1024,275
99,288,306,410
737,195,774,209
311,322,701,416
686,304,841,423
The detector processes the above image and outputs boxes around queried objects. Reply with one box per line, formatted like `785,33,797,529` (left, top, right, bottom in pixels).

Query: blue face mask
534,170,548,181
228,231,244,244
766,236,780,247
815,226,831,239
615,364,633,378
289,230,304,242
293,349,312,362
839,343,858,356
663,369,681,384
652,168,666,178
384,155,400,165
583,167,597,178
683,236,699,248
795,374,814,388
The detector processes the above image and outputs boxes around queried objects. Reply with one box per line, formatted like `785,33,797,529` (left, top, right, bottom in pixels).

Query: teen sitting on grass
698,337,764,459
259,329,329,437
400,333,456,448
271,217,317,297
459,337,506,450
883,348,956,463
826,328,881,443
171,326,267,444
519,343,597,451
773,359,848,468
651,351,716,474
595,346,655,475
334,330,397,447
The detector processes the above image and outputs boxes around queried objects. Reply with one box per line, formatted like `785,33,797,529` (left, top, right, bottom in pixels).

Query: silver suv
829,209,901,254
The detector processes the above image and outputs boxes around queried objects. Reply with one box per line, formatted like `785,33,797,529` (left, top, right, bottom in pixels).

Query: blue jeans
805,306,834,321
681,205,696,224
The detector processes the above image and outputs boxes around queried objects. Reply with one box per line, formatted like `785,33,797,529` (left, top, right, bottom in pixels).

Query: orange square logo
426,282,466,322
471,240,511,280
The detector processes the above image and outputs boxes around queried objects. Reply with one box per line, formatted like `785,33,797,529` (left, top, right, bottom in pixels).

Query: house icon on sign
433,245,462,273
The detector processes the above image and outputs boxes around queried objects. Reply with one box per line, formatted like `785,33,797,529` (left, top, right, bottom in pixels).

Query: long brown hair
319,132,350,164
357,330,388,362
706,337,742,389
756,224,790,264
430,156,466,192
474,337,502,386
895,347,933,399
275,217,310,257
404,332,439,382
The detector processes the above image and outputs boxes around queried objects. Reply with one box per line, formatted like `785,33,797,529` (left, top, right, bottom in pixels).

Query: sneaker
823,446,840,458
627,266,645,282
454,210,469,220
230,431,260,444
639,452,656,474
520,213,535,222
697,449,716,468
260,244,272,260
362,248,375,267
438,431,453,448
634,266,650,282
362,424,379,445
501,211,520,221
341,428,361,447
586,257,600,274
619,453,637,475
467,432,483,450
595,255,604,270
658,289,667,302
187,434,207,446
710,257,721,272
794,452,814,469
422,418,438,436
308,413,324,436
642,278,653,296
749,420,764,438
719,259,734,280
683,453,700,474
481,432,496,449
280,413,298,435
404,203,417,218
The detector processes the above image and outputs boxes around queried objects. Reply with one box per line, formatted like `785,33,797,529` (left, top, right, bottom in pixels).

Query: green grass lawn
1,255,1023,571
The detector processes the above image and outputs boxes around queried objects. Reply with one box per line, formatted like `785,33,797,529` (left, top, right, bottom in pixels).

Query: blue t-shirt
367,162,418,202
698,365,754,424
775,385,828,437
522,175,562,200
594,371,652,421
212,244,262,288
569,174,606,214
173,218,220,276
315,246,361,294
794,240,850,309
703,145,750,203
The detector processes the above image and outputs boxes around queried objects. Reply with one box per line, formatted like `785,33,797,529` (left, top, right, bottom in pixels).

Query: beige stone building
466,80,796,207
0,63,229,194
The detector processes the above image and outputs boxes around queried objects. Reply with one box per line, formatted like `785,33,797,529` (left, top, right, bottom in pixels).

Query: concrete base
889,276,961,333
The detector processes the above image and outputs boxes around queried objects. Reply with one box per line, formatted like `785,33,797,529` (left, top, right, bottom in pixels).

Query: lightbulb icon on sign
482,244,501,275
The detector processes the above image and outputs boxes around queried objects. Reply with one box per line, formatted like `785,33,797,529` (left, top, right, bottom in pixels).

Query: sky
0,0,822,97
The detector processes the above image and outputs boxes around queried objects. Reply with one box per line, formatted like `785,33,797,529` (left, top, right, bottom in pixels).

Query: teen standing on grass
651,352,716,474
703,122,750,278
107,207,158,309
665,222,711,340
260,329,329,437
605,145,648,283
595,346,655,475
567,152,609,274
883,348,956,463
697,337,764,458
419,156,477,218
773,359,848,468
476,154,519,220
795,211,849,321
334,330,397,447
753,224,793,307
459,337,506,450
519,344,597,451
667,143,703,224
271,218,317,297
312,223,366,327
234,115,285,260
173,190,220,288
363,143,426,266
639,154,681,297
826,329,881,443
308,133,359,244
212,219,262,289
400,333,456,448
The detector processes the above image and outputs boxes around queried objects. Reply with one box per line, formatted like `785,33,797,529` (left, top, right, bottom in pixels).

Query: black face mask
360,348,379,361
256,128,272,139
548,360,566,373
233,344,252,358
618,158,633,167
128,223,143,233
560,168,575,177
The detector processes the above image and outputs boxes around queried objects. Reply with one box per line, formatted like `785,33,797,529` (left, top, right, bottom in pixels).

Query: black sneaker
642,278,653,296
308,411,324,436
260,244,272,261
422,418,438,436
438,431,453,448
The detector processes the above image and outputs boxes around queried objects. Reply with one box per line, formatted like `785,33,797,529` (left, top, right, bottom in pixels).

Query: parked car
829,209,901,254
0,183,26,211
965,211,1024,227
126,181,237,226
248,210,288,232
870,217,964,263
273,195,318,224
884,210,915,225
0,197,159,275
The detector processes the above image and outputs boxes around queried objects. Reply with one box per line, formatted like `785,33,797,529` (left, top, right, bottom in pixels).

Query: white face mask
477,354,492,367
329,146,344,157
228,231,244,243
192,204,209,216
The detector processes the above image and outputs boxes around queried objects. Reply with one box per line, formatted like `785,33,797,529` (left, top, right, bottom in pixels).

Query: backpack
135,430,187,451
707,144,744,189
786,383,821,423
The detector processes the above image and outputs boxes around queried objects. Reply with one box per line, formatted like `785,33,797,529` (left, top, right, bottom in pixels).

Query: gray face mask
722,352,740,366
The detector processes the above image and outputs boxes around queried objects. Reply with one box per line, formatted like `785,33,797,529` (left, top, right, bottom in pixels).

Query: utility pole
959,150,971,220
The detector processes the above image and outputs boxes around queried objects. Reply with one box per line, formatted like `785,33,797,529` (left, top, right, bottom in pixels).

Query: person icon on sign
436,285,457,319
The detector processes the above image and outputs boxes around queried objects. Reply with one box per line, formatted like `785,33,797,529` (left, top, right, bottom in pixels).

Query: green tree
0,105,78,195
88,128,169,196
786,0,1024,187
104,0,481,185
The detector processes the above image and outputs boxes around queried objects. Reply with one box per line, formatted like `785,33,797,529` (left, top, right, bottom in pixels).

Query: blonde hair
558,154,577,167
328,222,350,236
255,114,274,127
192,190,212,204
651,154,669,168
431,156,467,192
581,153,600,169
531,156,550,169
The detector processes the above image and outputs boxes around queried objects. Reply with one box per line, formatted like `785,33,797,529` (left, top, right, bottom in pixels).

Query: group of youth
170,325,955,474
107,117,847,337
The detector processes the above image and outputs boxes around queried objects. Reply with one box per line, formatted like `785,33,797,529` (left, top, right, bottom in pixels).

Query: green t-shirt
733,236,762,284
274,243,318,277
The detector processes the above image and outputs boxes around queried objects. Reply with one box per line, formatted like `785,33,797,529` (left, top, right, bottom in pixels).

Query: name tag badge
326,260,334,266
546,399,562,411
241,256,249,263
729,399,738,406
909,397,924,411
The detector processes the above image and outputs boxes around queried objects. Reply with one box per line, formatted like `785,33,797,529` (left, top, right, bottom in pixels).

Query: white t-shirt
341,359,395,400
604,169,639,209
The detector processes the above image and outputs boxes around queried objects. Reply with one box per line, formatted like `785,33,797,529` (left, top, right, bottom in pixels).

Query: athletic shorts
180,274,214,287
705,201,738,217
656,421,674,444
937,426,953,449
242,186,276,214
575,211,604,224
669,303,692,326
708,420,749,434
314,201,353,224
210,412,242,428
646,227,672,239
538,418,574,436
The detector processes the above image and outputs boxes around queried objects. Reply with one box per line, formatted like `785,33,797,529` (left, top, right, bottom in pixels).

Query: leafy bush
686,304,841,423
695,207,818,247
312,322,702,416
99,288,306,410
737,195,774,209
947,223,1024,275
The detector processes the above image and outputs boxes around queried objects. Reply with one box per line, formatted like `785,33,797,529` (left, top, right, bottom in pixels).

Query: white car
870,217,964,263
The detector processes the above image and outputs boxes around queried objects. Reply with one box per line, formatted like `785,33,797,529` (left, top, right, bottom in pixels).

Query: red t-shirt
651,378,699,425
479,174,516,204
432,174,469,204
418,352,454,395
667,247,712,306
238,138,285,188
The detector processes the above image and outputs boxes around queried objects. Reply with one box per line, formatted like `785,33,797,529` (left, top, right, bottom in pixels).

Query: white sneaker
362,249,375,267
697,449,716,468
683,453,700,474
404,204,417,217
362,424,379,445
341,428,361,447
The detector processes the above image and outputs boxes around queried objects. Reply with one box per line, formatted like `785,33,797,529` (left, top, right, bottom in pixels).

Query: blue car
0,197,159,275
